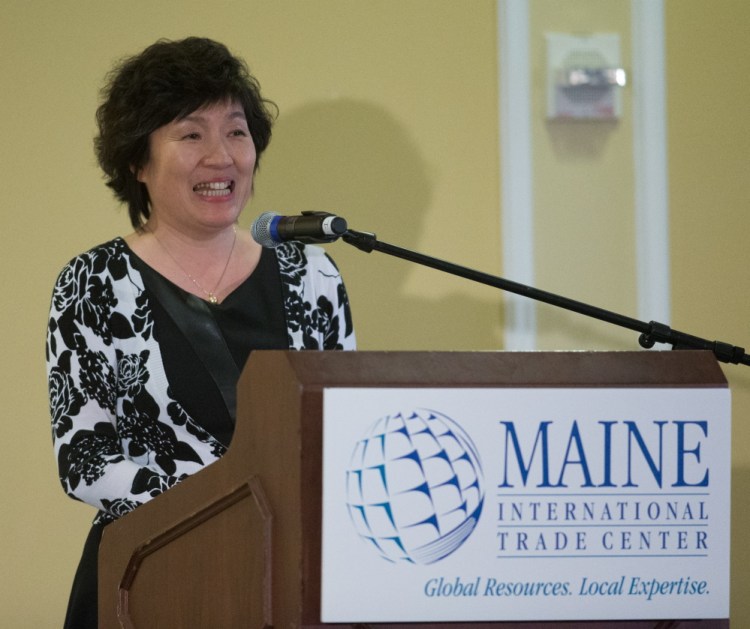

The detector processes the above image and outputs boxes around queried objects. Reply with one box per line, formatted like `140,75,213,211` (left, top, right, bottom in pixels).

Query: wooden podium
98,350,729,628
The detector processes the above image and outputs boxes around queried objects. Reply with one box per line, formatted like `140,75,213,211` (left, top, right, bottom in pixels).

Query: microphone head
251,211,281,248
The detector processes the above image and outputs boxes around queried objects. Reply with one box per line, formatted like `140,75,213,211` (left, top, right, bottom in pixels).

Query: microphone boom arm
341,229,749,367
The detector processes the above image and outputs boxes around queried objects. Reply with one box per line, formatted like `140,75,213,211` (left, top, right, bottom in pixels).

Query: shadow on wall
546,119,619,158
249,98,504,350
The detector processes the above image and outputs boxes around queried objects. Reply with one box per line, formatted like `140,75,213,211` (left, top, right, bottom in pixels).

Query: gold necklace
150,226,237,304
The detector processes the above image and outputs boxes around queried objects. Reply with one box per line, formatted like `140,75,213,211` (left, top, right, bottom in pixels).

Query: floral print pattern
47,238,355,524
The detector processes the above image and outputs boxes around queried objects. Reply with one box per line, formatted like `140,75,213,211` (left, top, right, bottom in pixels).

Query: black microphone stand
341,228,749,367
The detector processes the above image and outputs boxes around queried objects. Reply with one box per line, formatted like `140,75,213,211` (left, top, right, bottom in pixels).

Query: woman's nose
203,137,233,166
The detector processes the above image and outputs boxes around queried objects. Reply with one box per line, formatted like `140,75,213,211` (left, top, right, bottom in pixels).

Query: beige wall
0,0,747,625
531,0,638,351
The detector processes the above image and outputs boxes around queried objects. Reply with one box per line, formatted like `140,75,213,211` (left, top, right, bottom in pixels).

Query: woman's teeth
194,182,232,196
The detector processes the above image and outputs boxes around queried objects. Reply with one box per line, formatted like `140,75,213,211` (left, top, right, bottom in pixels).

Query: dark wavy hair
95,37,276,229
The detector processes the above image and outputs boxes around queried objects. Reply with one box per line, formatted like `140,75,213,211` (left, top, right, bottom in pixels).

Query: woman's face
137,99,257,235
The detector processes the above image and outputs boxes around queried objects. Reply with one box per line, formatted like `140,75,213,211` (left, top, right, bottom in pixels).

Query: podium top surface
242,350,727,389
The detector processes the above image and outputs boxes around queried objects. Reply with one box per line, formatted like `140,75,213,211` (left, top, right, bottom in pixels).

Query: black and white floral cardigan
46,237,355,524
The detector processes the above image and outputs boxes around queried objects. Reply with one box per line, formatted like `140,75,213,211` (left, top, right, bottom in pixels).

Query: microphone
251,211,348,248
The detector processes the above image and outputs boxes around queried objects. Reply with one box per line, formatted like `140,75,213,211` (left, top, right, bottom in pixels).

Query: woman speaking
46,37,355,627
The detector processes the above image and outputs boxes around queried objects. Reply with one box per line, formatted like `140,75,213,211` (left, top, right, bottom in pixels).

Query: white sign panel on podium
320,387,730,623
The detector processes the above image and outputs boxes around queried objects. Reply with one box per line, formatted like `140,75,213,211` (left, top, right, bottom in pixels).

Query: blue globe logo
345,409,484,564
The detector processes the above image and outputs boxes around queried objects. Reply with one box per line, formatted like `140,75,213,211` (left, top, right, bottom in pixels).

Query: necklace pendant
149,225,236,307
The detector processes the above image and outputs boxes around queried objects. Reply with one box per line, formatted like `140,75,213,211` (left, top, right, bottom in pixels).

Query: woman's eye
231,129,248,137
182,132,201,140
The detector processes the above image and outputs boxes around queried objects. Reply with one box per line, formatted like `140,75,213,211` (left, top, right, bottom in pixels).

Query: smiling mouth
193,181,234,197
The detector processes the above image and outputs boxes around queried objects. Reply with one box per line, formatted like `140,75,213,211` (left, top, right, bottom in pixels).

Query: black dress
63,248,288,628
